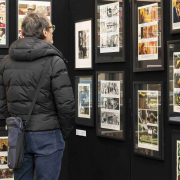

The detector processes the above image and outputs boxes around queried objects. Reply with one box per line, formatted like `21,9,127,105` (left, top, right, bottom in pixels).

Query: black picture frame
133,81,164,160
95,0,125,63
172,130,180,180
75,75,94,127
132,0,164,72
170,0,180,34
0,134,14,178
16,0,52,40
167,40,180,124
0,55,6,120
96,71,125,140
0,0,9,48
75,18,93,70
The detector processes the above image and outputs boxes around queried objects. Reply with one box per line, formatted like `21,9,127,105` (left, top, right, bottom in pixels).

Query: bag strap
24,58,52,126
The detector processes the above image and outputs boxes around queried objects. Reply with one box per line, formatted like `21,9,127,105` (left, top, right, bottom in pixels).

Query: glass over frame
75,76,94,127
167,40,180,124
95,0,124,63
172,131,180,180
96,72,125,140
133,82,163,159
0,0,9,48
132,0,163,72
17,0,52,39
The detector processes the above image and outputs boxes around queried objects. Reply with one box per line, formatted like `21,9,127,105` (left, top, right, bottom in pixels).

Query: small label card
76,129,86,137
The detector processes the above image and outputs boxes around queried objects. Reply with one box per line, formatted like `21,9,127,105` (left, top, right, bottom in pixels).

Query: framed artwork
95,0,125,63
75,19,92,70
0,0,9,48
167,40,180,124
17,0,52,39
132,0,164,72
172,130,180,180
96,71,125,140
0,134,14,180
133,82,164,160
75,76,94,126
170,0,180,34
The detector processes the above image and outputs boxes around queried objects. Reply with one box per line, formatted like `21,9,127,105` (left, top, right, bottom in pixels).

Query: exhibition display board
0,0,180,179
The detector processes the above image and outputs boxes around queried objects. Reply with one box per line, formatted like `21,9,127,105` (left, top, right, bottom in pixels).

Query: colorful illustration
172,0,180,30
173,53,180,112
18,1,51,38
78,84,90,119
138,3,158,61
138,91,159,151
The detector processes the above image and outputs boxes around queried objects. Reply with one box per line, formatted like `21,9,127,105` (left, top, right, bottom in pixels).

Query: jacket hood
9,37,67,62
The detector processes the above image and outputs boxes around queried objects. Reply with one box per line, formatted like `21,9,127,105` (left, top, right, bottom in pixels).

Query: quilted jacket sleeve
51,57,75,140
0,61,8,118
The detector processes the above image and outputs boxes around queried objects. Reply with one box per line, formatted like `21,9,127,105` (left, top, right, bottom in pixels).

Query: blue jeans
14,129,65,180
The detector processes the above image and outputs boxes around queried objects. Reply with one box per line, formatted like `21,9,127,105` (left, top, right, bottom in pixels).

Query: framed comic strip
0,0,9,48
133,82,164,160
96,71,125,140
172,130,180,180
0,128,14,180
170,0,180,34
167,40,180,124
132,0,164,72
75,19,93,70
17,0,52,39
75,76,94,127
95,0,125,63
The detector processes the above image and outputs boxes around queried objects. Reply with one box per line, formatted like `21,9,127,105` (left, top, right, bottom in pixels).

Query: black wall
68,0,131,180
67,0,180,180
2,0,180,180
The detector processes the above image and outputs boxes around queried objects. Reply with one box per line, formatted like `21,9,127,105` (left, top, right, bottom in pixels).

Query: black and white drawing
78,84,90,119
75,19,92,69
100,22,107,33
101,97,119,110
101,111,120,130
106,19,118,33
100,80,120,130
107,34,118,47
100,2,119,53
78,30,89,59
101,81,120,96
100,35,107,49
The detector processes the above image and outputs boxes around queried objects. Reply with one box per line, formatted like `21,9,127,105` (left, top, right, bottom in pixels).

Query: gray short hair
21,12,49,39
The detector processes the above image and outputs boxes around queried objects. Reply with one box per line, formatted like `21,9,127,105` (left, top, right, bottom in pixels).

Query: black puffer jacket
0,37,75,139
